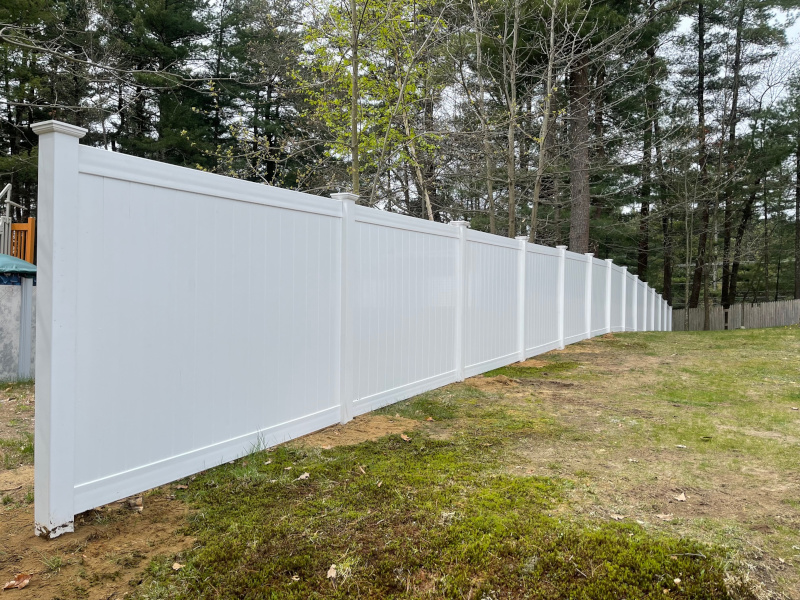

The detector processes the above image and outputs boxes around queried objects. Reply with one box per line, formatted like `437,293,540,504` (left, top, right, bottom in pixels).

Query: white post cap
450,220,470,228
31,120,87,138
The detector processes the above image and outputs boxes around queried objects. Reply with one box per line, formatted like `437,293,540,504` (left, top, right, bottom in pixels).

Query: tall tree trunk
638,121,652,280
569,55,591,253
530,0,557,243
721,3,745,308
350,0,360,194
796,145,800,299
505,0,520,237
729,181,761,302
655,117,672,302
471,0,496,233
689,0,709,309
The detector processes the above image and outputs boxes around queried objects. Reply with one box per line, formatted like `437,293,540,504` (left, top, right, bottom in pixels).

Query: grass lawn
1,328,798,599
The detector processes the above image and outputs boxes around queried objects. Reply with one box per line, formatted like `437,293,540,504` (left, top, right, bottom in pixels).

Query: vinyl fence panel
563,252,589,344
70,146,344,526
31,121,669,537
590,258,608,337
610,265,625,332
523,244,562,356
351,208,459,415
625,272,637,331
637,280,647,331
463,230,520,377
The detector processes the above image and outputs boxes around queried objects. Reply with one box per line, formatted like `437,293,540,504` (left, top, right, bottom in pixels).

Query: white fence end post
584,253,593,339
515,236,527,362
332,192,359,425
31,120,87,538
604,258,612,334
451,221,470,380
556,246,567,349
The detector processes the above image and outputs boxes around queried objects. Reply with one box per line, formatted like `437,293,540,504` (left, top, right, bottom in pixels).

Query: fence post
516,236,527,362
632,278,638,332
621,267,628,331
18,276,33,380
584,253,593,339
332,192,358,425
31,120,87,538
604,259,613,334
556,245,567,349
451,221,470,380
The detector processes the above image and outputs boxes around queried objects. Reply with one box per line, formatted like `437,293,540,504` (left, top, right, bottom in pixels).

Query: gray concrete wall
0,284,35,380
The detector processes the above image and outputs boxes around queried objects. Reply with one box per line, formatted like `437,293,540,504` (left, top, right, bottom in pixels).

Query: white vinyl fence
31,121,671,537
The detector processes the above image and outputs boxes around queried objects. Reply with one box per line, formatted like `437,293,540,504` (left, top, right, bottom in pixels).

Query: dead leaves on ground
2,573,31,590
400,434,412,442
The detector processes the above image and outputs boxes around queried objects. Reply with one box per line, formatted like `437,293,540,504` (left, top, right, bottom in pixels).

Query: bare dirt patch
0,487,193,600
293,413,419,448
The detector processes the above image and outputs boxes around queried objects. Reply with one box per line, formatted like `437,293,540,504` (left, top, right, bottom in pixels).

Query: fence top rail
353,205,459,238
465,228,521,250
78,145,344,219
524,243,561,258
565,249,590,263
592,257,608,267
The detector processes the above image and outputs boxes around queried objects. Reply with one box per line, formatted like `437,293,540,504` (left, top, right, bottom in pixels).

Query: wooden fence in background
672,299,800,331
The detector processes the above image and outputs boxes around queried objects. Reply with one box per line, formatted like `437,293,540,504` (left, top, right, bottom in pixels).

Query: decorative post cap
449,220,470,228
515,236,528,242
556,245,567,250
585,252,594,258
31,120,87,138
331,192,359,203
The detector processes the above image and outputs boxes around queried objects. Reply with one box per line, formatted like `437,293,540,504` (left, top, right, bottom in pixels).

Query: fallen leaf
426,416,434,421
264,459,272,465
792,407,798,411
627,458,639,463
395,413,400,418
674,578,681,585
673,492,687,502
358,465,366,475
377,481,383,487
3,573,31,590
296,472,310,481
284,466,292,471
675,445,687,449
291,575,300,582
327,564,337,579
610,514,625,521
174,485,188,490
400,434,411,442
172,562,184,571
656,513,673,521
321,445,332,450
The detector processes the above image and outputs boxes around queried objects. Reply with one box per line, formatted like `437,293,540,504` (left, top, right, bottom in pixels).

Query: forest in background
2,0,800,314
